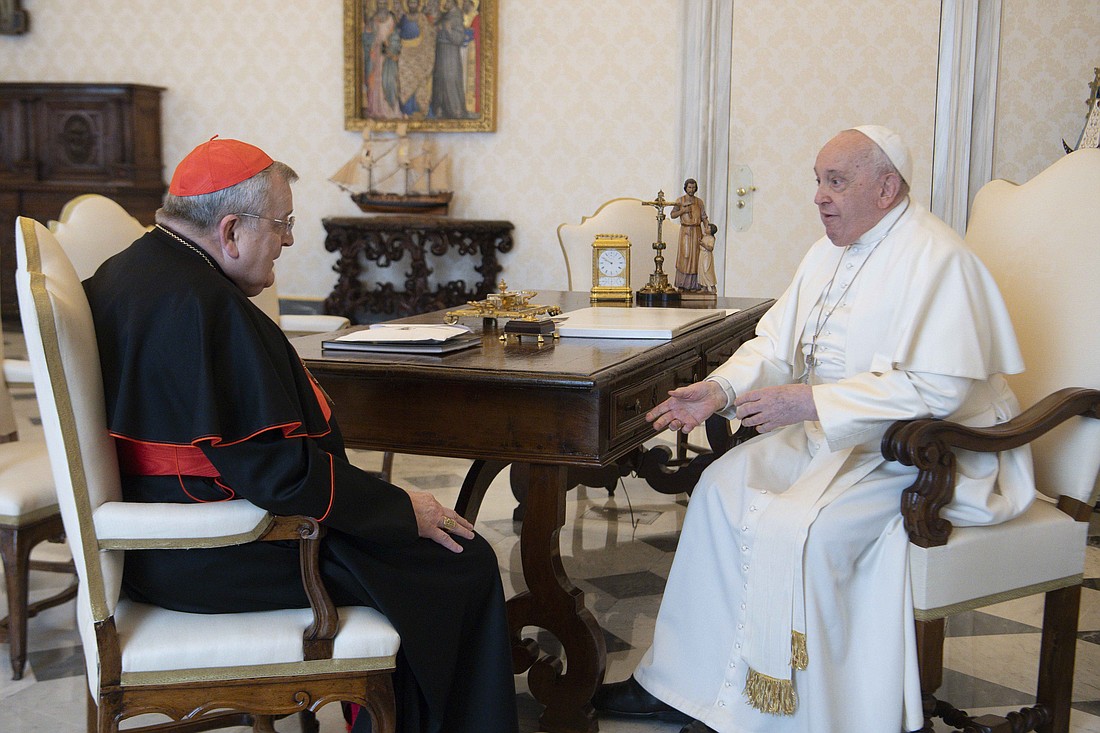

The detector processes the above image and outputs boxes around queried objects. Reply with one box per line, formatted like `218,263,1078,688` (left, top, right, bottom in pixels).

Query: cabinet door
0,94,31,183
0,191,20,321
36,96,123,183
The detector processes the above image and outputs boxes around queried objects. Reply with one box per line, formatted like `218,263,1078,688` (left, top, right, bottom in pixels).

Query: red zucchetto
168,136,274,196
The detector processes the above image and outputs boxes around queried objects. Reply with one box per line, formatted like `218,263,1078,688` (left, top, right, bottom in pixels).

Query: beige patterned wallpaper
0,0,680,298
723,0,941,299
994,0,1100,185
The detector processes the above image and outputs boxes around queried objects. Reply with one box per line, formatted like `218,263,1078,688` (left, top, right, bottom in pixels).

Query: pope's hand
405,489,474,553
646,380,727,434
734,384,818,433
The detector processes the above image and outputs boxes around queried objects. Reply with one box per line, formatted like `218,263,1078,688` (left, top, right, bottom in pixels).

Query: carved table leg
508,463,606,733
455,459,511,523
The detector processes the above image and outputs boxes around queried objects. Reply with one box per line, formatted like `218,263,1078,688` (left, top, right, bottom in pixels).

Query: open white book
556,307,735,339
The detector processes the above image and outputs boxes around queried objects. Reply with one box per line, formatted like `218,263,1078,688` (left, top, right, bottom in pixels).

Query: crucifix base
636,288,681,307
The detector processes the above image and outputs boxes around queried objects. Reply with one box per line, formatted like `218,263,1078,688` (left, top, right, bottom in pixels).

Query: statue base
679,290,718,304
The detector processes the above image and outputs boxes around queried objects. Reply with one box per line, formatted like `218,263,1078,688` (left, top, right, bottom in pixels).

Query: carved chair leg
1036,584,1080,733
0,524,32,679
253,714,277,733
915,617,945,730
298,709,319,733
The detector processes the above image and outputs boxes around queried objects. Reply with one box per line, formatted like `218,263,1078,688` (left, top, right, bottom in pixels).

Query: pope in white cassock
593,126,1035,733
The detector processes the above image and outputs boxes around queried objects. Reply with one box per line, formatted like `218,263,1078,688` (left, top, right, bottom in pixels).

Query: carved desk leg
509,463,606,733
455,459,511,523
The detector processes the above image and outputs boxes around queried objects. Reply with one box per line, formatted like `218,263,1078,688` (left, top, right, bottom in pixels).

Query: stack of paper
556,307,733,339
322,324,482,354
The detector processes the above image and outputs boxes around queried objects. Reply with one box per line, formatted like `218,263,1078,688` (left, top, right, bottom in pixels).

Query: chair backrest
50,194,148,280
15,217,124,680
557,197,681,292
963,148,1100,504
50,193,287,325
250,281,282,324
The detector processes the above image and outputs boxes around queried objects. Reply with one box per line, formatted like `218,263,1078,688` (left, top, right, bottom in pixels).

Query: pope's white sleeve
812,370,975,451
706,334,795,420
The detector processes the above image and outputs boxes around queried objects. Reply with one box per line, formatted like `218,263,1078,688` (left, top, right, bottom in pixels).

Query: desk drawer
610,355,696,440
704,339,738,373
702,321,758,374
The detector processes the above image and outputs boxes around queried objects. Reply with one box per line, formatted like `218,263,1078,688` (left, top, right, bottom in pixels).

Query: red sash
117,440,220,478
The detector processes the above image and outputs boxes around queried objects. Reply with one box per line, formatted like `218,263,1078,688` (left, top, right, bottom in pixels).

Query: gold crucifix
636,190,681,305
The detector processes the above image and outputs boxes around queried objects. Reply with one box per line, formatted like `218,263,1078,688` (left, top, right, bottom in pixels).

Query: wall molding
932,0,1001,234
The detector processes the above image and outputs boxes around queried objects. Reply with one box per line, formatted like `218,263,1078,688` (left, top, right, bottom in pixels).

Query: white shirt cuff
705,376,738,419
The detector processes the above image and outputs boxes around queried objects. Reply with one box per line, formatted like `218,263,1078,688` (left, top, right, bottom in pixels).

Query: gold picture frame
343,0,496,132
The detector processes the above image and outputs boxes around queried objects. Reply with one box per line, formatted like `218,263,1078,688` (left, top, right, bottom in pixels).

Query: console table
322,216,513,323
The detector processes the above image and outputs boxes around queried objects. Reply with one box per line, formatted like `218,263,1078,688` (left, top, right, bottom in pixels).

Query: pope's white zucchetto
849,125,912,185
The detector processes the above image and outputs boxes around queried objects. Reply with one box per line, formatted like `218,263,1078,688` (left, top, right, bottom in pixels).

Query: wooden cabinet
0,83,165,321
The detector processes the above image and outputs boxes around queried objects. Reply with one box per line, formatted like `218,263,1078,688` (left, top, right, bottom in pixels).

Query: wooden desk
294,292,772,733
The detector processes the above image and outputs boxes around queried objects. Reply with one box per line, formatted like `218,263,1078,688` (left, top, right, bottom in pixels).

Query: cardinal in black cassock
83,137,519,733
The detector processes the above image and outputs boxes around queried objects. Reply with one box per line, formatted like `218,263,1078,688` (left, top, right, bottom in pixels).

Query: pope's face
813,132,889,247
229,177,294,296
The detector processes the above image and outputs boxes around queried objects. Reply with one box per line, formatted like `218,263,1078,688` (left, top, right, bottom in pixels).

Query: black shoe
680,721,718,733
593,676,691,724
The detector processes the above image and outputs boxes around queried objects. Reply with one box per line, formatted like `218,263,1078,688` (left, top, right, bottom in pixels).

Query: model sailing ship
330,124,453,215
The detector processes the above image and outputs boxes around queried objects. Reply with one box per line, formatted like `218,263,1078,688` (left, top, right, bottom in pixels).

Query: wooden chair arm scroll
882,387,1100,548
259,515,338,661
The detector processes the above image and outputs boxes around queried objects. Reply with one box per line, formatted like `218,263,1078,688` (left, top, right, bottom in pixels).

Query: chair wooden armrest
257,515,337,660
881,387,1100,548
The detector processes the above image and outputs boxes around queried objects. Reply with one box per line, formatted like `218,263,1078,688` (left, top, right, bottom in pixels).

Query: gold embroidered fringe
791,630,808,670
743,631,808,715
744,668,797,715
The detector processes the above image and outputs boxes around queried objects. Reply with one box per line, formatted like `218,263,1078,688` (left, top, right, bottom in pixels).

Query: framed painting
343,0,496,132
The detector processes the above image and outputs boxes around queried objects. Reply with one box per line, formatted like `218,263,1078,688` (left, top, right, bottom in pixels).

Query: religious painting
343,0,496,132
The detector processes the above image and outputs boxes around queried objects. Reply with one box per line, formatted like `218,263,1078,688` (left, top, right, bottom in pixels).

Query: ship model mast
329,124,453,215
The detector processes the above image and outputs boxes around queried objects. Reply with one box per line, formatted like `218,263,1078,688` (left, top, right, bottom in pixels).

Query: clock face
598,249,627,277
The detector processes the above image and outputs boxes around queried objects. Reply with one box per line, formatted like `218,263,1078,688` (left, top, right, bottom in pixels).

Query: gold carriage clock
590,234,632,302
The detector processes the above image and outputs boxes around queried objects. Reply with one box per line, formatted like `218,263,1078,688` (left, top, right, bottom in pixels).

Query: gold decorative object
590,234,632,302
444,281,562,325
635,191,682,306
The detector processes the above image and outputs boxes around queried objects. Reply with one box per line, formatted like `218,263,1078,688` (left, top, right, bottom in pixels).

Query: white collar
852,196,910,249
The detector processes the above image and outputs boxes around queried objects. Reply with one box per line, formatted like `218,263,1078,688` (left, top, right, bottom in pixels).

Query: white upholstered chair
49,193,350,336
16,216,400,733
49,194,144,280
557,197,681,293
250,286,351,335
882,148,1100,733
555,198,698,489
0,311,75,680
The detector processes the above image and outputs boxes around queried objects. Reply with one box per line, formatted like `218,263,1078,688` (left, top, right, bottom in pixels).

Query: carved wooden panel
322,216,514,323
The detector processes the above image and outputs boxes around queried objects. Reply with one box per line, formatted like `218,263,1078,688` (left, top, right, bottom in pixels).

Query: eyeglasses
236,212,295,235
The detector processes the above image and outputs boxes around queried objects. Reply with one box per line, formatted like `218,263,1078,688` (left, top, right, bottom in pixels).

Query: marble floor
1,369,1098,732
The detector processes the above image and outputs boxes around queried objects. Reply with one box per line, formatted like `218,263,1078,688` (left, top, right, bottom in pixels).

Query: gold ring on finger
442,516,457,530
